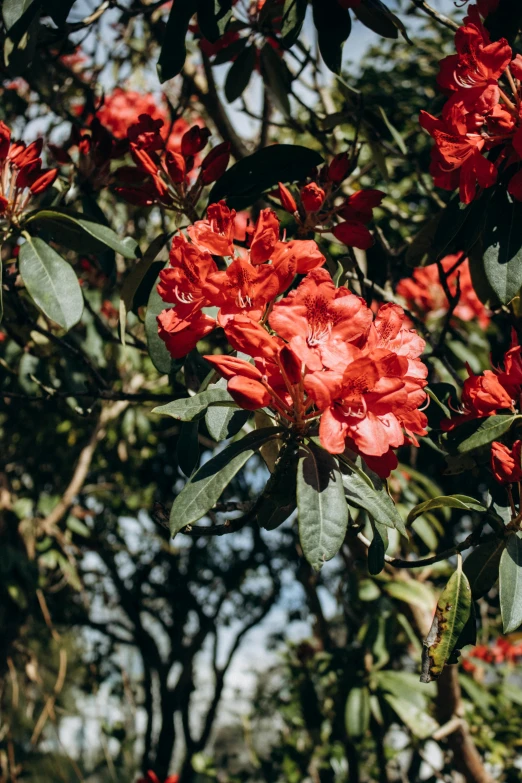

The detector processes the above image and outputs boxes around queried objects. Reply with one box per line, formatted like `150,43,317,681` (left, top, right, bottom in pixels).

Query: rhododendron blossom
396,253,490,328
0,121,58,223
420,3,522,203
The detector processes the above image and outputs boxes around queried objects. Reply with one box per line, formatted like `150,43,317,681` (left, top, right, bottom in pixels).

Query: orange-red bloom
0,122,58,222
491,440,522,484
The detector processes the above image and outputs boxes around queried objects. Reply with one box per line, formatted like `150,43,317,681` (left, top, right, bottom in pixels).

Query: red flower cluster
157,202,325,357
277,158,384,250
96,88,194,154
420,3,522,203
114,115,223,209
463,636,522,673
490,440,522,484
396,253,490,328
50,119,127,192
0,122,58,222
156,203,428,477
442,329,522,430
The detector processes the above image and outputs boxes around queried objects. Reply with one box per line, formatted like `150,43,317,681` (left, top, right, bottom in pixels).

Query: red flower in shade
0,122,58,222
396,253,490,328
156,205,326,358
137,772,179,783
300,182,325,213
333,189,385,249
491,440,522,484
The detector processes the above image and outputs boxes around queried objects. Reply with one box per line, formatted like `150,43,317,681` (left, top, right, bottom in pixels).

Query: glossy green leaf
453,414,516,453
500,533,522,633
145,273,179,376
209,144,323,210
407,495,486,525
482,191,522,305
297,442,348,571
157,0,198,82
224,45,256,103
25,208,139,259
345,686,370,739
197,0,233,43
256,441,298,530
120,233,167,345
354,0,408,41
464,538,505,599
281,0,307,45
170,427,282,533
384,580,435,612
2,0,37,29
421,560,472,682
19,236,83,330
153,388,235,421
177,421,201,477
312,0,351,74
342,467,406,536
383,694,438,739
368,522,388,576
205,380,249,441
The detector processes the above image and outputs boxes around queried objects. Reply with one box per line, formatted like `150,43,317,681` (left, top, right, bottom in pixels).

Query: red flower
277,182,297,213
0,122,58,222
396,254,490,328
333,189,384,249
491,440,522,484
442,365,513,430
137,772,179,783
300,182,325,212
327,152,351,183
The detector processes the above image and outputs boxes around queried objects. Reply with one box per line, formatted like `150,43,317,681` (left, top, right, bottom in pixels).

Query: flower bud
201,141,230,184
228,376,270,410
327,152,350,183
277,182,297,213
279,345,301,385
300,182,325,212
165,150,186,184
491,440,522,484
181,125,211,157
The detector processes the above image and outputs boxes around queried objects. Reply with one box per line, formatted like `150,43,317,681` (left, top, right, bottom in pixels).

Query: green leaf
170,427,282,533
2,0,37,29
44,0,76,26
500,532,522,633
157,0,198,82
342,467,406,536
297,442,348,571
368,522,388,576
454,414,516,453
197,0,233,43
281,0,308,45
345,687,370,739
464,538,505,599
177,420,201,477
0,256,3,323
119,233,167,345
205,379,249,441
153,388,235,421
312,0,351,74
377,105,407,154
384,580,435,612
24,208,140,259
209,144,323,210
482,191,522,305
354,0,409,41
260,44,292,117
373,670,436,701
256,441,298,530
224,45,256,103
421,559,472,682
19,236,83,331
383,695,438,739
407,495,486,525
145,273,179,376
